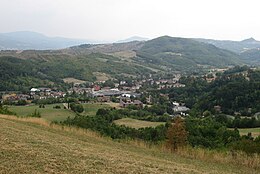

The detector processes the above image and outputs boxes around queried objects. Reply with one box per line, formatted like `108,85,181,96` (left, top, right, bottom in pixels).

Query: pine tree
166,117,188,151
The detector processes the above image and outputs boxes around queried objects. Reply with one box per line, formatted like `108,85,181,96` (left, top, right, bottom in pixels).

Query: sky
0,0,260,42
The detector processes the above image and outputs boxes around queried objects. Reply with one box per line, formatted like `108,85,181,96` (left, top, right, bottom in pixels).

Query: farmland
0,114,258,174
8,103,112,121
238,128,260,138
114,118,165,129
82,103,111,116
8,104,75,122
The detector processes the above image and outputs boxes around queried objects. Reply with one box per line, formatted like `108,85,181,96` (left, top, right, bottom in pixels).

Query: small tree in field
166,117,188,151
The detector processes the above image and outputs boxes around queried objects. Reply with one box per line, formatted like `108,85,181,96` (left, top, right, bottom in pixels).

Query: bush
17,100,27,106
53,105,61,109
70,103,84,113
28,109,41,118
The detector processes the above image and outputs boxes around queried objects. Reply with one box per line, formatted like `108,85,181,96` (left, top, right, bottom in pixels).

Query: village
0,73,192,115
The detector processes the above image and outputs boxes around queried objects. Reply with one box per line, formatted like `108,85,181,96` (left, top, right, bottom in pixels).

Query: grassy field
0,114,258,174
8,104,75,122
93,72,111,82
82,103,111,116
114,118,165,129
238,128,260,137
63,77,86,84
105,102,121,108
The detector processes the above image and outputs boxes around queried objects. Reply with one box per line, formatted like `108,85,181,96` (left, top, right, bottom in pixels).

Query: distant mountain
0,31,95,50
116,36,149,43
195,37,260,53
136,36,243,72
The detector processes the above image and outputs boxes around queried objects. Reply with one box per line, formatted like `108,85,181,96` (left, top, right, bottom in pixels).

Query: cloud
0,0,260,41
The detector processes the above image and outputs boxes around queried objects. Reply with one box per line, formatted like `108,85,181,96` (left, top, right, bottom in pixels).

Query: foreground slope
0,115,257,174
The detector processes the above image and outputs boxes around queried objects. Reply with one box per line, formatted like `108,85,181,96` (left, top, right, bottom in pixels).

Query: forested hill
0,36,247,91
169,67,260,117
136,36,243,72
195,37,260,53
195,38,260,65
240,48,260,65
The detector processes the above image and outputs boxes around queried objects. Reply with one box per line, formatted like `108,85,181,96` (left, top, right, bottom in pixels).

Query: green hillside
240,49,260,65
0,53,152,91
0,36,246,91
136,36,242,72
195,38,260,53
0,115,258,174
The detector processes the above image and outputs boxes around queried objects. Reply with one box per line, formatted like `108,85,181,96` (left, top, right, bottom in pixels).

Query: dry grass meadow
0,114,259,174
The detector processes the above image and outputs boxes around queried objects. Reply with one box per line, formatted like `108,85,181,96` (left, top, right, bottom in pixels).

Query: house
30,88,40,92
173,83,186,88
214,105,222,113
172,102,180,107
97,96,111,102
173,106,190,112
93,85,101,91
122,93,131,98
120,99,143,108
120,81,127,85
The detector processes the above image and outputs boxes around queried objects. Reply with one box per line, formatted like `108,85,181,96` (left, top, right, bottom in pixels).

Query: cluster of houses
1,93,30,102
1,74,187,111
140,74,186,89
0,88,66,104
30,88,66,99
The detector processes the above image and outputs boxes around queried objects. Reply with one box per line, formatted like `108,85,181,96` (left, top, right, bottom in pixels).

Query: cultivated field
63,77,86,84
82,103,111,116
114,118,165,129
0,114,258,174
238,127,260,138
8,104,75,121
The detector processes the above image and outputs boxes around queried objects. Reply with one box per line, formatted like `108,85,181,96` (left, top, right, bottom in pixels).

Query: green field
8,103,112,121
1,114,258,174
114,118,165,129
82,103,111,116
238,128,260,138
8,104,75,122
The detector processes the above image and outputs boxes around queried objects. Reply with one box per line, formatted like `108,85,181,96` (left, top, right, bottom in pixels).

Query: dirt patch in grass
93,72,111,82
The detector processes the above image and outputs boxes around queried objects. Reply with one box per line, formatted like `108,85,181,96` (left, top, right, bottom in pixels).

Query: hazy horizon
1,0,260,42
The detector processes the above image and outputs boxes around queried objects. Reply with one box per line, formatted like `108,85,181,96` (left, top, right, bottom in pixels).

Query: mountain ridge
135,36,243,71
116,36,149,43
195,37,260,53
0,35,248,91
0,31,95,50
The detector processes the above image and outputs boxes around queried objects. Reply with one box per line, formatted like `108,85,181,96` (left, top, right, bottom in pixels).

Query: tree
103,79,115,88
17,100,27,106
70,103,84,113
166,117,188,151
29,109,41,118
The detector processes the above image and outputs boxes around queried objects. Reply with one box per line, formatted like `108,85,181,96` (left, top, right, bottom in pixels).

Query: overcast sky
1,0,260,42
